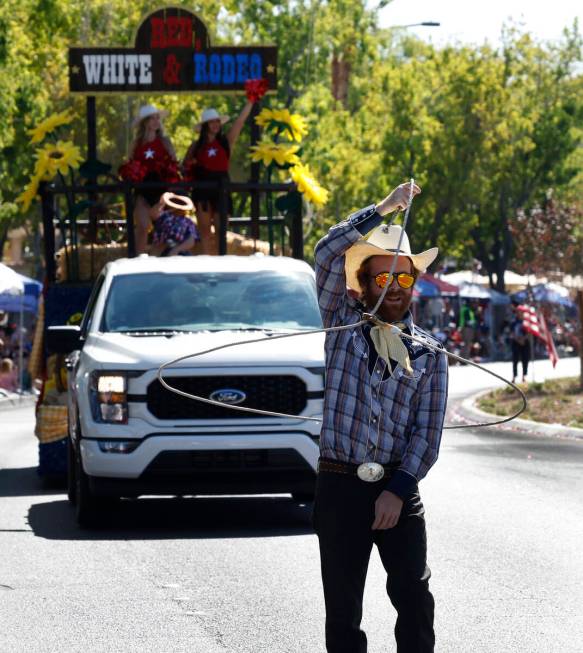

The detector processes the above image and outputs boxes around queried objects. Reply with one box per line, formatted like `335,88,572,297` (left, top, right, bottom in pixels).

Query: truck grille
147,374,307,419
143,449,314,476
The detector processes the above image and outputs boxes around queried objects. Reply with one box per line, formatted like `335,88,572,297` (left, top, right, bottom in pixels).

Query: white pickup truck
48,254,325,526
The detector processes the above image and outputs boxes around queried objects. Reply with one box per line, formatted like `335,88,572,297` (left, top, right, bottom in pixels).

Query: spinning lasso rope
157,180,527,430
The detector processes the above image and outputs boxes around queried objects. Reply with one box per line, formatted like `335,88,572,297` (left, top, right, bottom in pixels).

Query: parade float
18,7,328,481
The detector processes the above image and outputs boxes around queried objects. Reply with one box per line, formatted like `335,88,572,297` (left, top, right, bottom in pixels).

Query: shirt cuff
385,468,418,500
348,205,384,236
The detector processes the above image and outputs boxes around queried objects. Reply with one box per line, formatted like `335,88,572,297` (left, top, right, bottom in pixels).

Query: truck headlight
90,373,128,424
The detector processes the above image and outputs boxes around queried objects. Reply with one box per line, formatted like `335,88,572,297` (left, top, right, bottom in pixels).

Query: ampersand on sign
163,54,181,85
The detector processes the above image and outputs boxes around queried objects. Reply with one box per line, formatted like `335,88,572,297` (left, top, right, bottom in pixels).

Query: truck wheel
74,443,107,528
67,436,76,505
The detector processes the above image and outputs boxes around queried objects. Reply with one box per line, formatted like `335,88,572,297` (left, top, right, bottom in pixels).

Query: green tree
0,0,582,285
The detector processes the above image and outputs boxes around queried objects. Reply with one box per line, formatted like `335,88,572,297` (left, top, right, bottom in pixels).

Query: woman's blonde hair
130,115,172,158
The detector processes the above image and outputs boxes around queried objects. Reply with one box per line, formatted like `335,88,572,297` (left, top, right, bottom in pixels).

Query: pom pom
158,159,182,184
245,78,269,103
118,159,147,183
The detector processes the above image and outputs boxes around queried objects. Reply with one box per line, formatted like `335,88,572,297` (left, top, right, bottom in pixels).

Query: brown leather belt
317,458,397,476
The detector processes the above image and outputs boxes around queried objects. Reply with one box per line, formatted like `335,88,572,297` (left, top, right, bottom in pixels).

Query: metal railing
39,178,304,284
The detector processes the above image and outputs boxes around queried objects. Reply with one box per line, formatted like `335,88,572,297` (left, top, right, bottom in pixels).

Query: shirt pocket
351,332,369,360
396,366,425,382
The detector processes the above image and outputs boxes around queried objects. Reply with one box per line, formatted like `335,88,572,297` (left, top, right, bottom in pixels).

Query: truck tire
67,436,76,505
74,441,117,528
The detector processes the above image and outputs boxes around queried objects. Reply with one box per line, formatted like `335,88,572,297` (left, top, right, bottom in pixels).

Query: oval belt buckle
357,462,385,483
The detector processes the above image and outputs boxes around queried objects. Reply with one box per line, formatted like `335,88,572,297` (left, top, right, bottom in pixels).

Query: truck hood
83,330,326,369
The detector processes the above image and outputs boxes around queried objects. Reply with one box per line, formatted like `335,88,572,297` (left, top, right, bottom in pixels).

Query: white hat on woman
345,224,438,294
195,108,231,131
132,104,168,127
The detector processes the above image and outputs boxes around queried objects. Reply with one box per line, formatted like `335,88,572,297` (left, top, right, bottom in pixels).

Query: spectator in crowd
510,303,530,383
0,358,17,392
458,300,477,360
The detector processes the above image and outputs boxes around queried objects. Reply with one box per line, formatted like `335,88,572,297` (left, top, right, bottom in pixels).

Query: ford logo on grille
209,389,247,405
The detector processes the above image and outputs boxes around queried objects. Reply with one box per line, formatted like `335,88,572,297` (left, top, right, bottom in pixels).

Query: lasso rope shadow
157,181,527,430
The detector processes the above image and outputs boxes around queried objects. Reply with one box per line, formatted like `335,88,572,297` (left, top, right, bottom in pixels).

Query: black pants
512,341,530,379
314,471,435,653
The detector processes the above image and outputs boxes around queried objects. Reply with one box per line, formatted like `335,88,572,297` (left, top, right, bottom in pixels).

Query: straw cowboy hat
345,224,438,294
132,104,168,127
195,108,231,131
161,192,194,215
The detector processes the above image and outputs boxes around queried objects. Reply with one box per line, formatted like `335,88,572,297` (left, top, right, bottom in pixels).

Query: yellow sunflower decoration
251,107,329,207
289,164,329,208
249,141,300,167
16,176,41,213
17,111,82,213
28,110,74,144
35,141,82,178
255,108,309,143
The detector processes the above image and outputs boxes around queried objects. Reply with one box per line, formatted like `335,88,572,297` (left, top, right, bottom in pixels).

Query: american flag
517,304,559,367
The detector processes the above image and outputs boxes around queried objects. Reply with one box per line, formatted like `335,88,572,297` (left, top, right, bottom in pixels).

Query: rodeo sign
68,7,278,94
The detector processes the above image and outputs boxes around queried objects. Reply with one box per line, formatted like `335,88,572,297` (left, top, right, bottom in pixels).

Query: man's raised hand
376,182,421,216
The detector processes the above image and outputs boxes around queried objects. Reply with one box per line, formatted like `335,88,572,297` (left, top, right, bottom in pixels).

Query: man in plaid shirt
313,183,448,653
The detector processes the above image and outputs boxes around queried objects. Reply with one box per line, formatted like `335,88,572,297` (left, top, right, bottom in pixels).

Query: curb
0,393,37,412
451,389,583,441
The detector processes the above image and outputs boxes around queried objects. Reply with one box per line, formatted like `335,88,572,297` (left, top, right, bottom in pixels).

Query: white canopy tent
0,262,24,296
443,269,545,291
0,263,40,393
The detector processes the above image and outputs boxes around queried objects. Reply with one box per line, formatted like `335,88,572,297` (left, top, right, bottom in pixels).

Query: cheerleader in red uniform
182,102,254,255
129,105,178,254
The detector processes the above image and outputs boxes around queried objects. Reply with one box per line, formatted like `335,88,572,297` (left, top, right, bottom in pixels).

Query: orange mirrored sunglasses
373,272,416,289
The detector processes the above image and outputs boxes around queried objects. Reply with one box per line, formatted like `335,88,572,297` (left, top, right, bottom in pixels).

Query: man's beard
362,289,412,323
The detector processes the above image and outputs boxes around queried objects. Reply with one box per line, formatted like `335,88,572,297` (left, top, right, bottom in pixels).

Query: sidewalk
448,355,581,399
0,391,37,412
449,356,583,440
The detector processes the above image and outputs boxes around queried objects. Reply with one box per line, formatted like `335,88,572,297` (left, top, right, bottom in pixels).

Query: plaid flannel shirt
314,205,449,499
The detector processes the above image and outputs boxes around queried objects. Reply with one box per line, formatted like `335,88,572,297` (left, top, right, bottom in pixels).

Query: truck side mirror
46,325,82,354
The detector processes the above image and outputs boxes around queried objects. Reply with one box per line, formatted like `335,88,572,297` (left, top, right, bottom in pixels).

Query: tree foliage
0,0,582,288
509,193,583,277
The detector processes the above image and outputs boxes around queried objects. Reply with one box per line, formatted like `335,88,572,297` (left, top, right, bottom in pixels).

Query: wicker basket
35,404,68,444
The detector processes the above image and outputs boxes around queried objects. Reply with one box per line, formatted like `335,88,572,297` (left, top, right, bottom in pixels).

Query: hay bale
226,231,273,255
56,243,128,282
189,231,278,256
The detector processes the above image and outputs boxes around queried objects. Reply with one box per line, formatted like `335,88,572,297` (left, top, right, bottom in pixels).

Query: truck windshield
101,271,323,333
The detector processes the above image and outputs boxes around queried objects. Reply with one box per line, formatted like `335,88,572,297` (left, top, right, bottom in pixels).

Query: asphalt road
1,359,582,652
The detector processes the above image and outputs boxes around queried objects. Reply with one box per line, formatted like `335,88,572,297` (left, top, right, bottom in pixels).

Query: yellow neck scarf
369,322,413,376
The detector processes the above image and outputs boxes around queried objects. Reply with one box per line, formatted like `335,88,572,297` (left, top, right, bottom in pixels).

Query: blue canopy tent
0,263,42,313
512,283,575,309
414,278,440,298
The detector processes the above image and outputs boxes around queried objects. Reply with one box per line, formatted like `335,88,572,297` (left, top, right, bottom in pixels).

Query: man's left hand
372,490,403,530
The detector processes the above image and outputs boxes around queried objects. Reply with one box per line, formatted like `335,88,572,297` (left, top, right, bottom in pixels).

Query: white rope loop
156,316,527,430
157,179,527,430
